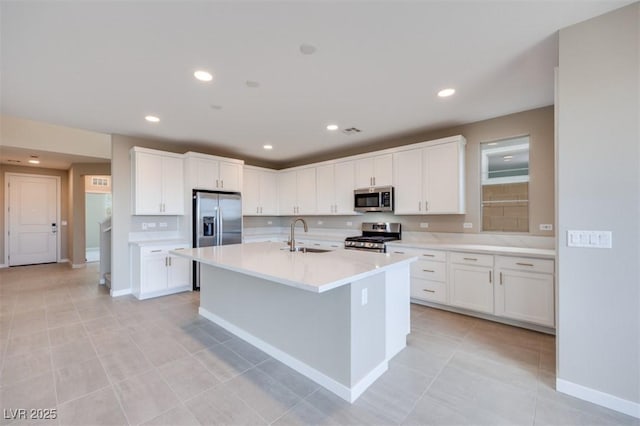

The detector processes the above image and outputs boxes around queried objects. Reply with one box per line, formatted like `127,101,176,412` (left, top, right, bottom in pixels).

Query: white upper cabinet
243,166,278,215
316,161,356,215
393,136,466,214
278,167,317,215
355,154,393,188
184,152,243,192
131,147,184,215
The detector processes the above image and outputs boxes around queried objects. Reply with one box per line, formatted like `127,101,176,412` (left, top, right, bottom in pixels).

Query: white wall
557,2,639,416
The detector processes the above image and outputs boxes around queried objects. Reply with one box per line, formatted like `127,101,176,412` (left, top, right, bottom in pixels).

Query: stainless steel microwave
354,186,394,212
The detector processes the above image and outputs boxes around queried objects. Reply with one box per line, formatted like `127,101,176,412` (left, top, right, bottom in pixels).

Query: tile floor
1,263,637,426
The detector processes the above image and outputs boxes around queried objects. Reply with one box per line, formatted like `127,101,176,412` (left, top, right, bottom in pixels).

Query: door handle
51,223,57,234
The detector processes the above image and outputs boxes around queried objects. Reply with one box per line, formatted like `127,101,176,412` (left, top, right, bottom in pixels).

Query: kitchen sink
280,247,332,253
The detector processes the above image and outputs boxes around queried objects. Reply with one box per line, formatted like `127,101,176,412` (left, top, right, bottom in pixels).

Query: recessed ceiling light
300,44,317,55
28,156,40,164
194,70,213,82
437,88,456,97
326,124,339,131
488,142,498,146
503,155,513,159
263,145,273,150
145,115,160,123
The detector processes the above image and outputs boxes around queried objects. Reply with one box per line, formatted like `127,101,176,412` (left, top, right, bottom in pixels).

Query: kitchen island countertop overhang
170,242,418,402
170,242,418,293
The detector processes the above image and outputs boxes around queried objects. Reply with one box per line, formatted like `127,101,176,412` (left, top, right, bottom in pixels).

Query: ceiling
0,146,109,170
1,1,634,167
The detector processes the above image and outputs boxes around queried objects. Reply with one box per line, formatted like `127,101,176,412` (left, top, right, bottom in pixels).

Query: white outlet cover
347,221,353,226
147,222,156,228
539,224,553,231
267,221,273,225
159,222,168,228
420,222,429,228
463,222,473,229
361,288,368,306
317,221,323,225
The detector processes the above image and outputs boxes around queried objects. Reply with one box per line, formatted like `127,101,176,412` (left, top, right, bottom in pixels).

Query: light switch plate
567,230,612,248
463,222,473,229
361,288,368,306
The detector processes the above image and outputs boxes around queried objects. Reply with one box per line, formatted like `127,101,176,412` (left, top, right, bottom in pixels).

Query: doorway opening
84,175,111,263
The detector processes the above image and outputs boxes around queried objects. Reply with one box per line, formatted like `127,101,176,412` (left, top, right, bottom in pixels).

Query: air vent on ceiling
342,127,362,135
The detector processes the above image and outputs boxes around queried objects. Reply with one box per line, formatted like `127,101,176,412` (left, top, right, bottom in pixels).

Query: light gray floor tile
90,328,138,357
51,337,98,369
304,388,392,426
403,393,496,426
225,368,301,423
272,399,329,426
99,344,153,383
168,324,219,353
77,305,112,322
196,321,234,343
48,323,87,347
194,344,253,382
54,357,110,404
0,347,52,387
114,370,180,425
142,405,200,426
0,373,57,418
5,330,49,357
185,386,267,425
46,307,81,328
158,355,220,401
134,336,190,367
257,358,320,398
534,393,640,426
56,386,128,426
224,337,271,365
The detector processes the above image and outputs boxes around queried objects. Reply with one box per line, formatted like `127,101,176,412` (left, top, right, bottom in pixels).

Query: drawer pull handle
174,248,184,251
516,262,534,267
422,254,435,257
394,251,405,254
423,289,436,293
489,270,492,283
463,257,477,261
500,272,503,285
151,250,162,253
422,269,435,273
314,243,321,246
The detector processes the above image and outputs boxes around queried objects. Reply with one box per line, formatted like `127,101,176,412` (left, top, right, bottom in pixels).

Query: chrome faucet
289,217,308,252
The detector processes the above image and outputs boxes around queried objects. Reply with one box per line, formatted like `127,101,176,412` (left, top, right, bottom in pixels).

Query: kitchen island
171,242,417,402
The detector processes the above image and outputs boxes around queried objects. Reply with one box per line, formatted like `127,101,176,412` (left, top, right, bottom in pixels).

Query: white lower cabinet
399,246,556,330
494,256,555,327
448,252,495,314
131,242,190,300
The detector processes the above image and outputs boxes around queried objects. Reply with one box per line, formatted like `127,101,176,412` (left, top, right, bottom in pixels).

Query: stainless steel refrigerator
192,190,242,290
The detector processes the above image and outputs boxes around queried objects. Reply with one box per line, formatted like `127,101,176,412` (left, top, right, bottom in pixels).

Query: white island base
198,263,410,403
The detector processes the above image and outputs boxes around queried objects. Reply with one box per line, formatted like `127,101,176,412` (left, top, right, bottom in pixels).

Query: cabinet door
134,152,163,214
425,142,463,214
219,162,241,192
168,255,191,289
194,158,219,190
161,156,185,214
142,252,168,293
242,168,262,215
373,154,393,187
449,264,494,313
259,171,278,215
355,157,375,188
333,161,356,214
495,269,555,327
393,149,423,214
315,164,335,214
277,171,297,215
296,168,317,215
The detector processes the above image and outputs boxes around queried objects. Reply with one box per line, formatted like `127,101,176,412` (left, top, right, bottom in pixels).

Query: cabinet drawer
389,248,446,262
495,256,554,274
411,279,447,304
411,260,446,282
141,243,189,257
450,251,494,267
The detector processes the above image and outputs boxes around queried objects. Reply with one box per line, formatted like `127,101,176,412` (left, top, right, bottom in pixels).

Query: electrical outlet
147,222,156,228
539,224,553,231
463,222,473,229
142,223,148,230
361,288,368,306
346,221,353,226
420,222,429,229
159,222,168,228
317,221,323,225
267,221,273,225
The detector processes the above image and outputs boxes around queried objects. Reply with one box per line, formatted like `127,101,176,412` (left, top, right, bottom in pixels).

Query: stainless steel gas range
344,222,401,253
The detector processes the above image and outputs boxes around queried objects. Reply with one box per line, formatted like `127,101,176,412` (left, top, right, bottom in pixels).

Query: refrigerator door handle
217,207,223,246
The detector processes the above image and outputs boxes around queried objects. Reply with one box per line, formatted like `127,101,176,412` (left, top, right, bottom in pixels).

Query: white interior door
8,174,58,266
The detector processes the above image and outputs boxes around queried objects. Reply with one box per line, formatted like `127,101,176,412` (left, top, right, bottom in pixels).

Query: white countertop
129,239,189,246
386,241,555,259
171,242,417,293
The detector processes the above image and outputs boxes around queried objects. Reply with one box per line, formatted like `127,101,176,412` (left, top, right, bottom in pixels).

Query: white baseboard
0,264,7,268
556,378,640,418
59,258,70,264
199,306,388,403
71,263,86,269
110,288,132,297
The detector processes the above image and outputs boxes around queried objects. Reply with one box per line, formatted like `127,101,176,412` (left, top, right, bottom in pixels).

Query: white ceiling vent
342,127,362,135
